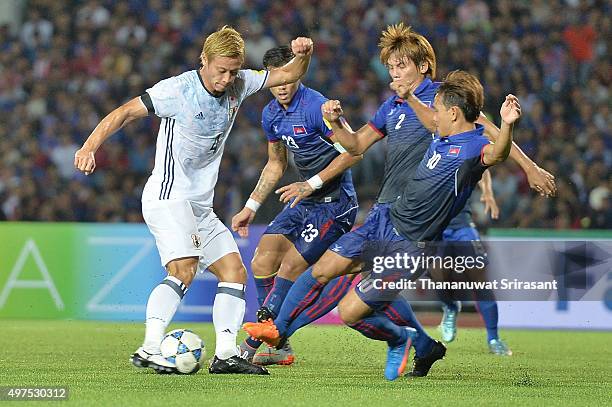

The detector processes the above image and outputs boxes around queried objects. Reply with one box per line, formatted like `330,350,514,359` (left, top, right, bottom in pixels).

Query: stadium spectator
0,0,609,230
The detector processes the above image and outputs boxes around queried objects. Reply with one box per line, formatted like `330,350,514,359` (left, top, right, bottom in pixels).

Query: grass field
0,320,610,406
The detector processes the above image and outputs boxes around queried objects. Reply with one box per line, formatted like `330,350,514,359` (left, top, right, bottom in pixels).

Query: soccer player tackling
74,26,313,375
231,45,360,365
394,69,555,356
249,71,521,380
246,23,447,377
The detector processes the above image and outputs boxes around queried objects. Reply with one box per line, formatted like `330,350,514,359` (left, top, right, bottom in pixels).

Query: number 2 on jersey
395,113,406,130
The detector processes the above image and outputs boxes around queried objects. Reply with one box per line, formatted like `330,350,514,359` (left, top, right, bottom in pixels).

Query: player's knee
217,264,247,284
167,258,199,287
311,263,334,284
277,260,307,281
251,251,280,278
338,298,360,325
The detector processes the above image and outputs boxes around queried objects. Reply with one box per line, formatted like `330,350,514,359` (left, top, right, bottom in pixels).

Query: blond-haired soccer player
74,26,313,375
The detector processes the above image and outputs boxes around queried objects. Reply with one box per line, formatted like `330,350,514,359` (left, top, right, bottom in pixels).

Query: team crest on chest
191,233,201,248
447,145,462,156
293,125,306,135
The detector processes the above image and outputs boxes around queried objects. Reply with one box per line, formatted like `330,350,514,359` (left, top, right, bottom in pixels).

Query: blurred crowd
0,0,610,230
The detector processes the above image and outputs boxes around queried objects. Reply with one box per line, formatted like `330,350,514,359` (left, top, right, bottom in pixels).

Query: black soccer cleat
208,355,270,375
406,340,447,377
130,347,179,374
256,306,275,322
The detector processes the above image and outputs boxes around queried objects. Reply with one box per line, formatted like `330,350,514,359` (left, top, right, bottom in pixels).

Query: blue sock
437,290,459,311
381,297,435,357
263,277,294,317
274,269,325,337
349,314,408,347
254,274,276,306
285,275,353,337
476,300,499,341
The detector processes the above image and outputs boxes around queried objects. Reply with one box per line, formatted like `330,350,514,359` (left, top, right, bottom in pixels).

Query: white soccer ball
160,329,205,374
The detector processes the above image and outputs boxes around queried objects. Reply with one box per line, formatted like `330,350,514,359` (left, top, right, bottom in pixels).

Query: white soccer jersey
141,69,269,205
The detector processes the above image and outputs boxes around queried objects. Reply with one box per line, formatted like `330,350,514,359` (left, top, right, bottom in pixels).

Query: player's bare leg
205,252,269,374
131,256,198,374
251,234,292,305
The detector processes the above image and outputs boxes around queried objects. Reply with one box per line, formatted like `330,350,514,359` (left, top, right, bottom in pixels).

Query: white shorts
142,199,239,269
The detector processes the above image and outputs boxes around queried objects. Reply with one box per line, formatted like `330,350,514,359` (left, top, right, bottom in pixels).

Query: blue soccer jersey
390,124,491,242
368,78,439,203
262,84,355,201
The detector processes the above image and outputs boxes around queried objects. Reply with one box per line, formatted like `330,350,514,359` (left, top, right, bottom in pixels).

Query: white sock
143,275,187,354
213,282,246,359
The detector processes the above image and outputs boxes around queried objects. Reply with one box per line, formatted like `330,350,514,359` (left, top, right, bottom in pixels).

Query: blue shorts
329,204,430,310
330,203,403,259
441,226,488,258
264,191,358,264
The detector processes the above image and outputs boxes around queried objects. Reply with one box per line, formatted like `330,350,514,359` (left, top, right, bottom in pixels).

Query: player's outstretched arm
231,141,288,238
277,141,362,208
477,112,556,196
321,100,381,155
482,95,521,166
74,97,148,175
479,170,499,220
264,37,313,88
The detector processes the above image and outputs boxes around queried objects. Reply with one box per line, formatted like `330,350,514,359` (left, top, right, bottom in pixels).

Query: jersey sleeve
145,77,181,118
305,98,333,138
261,108,280,143
470,139,493,176
368,99,392,138
238,69,270,100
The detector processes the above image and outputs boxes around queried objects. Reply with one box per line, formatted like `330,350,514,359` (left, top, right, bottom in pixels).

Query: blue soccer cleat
438,301,461,343
488,338,512,356
384,327,417,381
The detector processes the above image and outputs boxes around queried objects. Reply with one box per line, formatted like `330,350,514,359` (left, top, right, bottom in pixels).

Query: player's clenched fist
500,94,521,125
291,37,313,57
321,100,343,122
74,147,96,175
389,79,414,99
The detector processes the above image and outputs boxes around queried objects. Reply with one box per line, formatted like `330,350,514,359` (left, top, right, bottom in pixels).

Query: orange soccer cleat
242,319,281,347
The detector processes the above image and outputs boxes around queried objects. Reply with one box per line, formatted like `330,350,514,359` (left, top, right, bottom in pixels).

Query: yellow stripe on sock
253,272,278,279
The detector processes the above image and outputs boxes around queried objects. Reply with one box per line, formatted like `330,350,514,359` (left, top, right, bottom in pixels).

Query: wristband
307,175,323,190
245,198,261,212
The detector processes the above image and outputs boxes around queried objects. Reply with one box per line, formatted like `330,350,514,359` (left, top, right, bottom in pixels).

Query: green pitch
0,321,610,406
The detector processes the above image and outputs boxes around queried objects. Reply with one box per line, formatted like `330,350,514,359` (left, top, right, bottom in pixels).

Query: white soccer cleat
130,347,179,374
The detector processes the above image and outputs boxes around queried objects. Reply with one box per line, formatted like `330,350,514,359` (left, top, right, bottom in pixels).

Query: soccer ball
160,329,205,374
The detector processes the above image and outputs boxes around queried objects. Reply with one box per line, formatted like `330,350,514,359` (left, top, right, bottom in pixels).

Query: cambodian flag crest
448,145,462,156
293,125,307,135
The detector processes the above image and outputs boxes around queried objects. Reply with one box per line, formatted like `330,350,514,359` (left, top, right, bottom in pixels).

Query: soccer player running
245,23,447,377
74,26,314,375
393,70,556,356
230,45,361,365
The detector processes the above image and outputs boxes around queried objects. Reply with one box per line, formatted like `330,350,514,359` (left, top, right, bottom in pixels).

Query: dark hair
263,45,294,68
437,72,484,122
